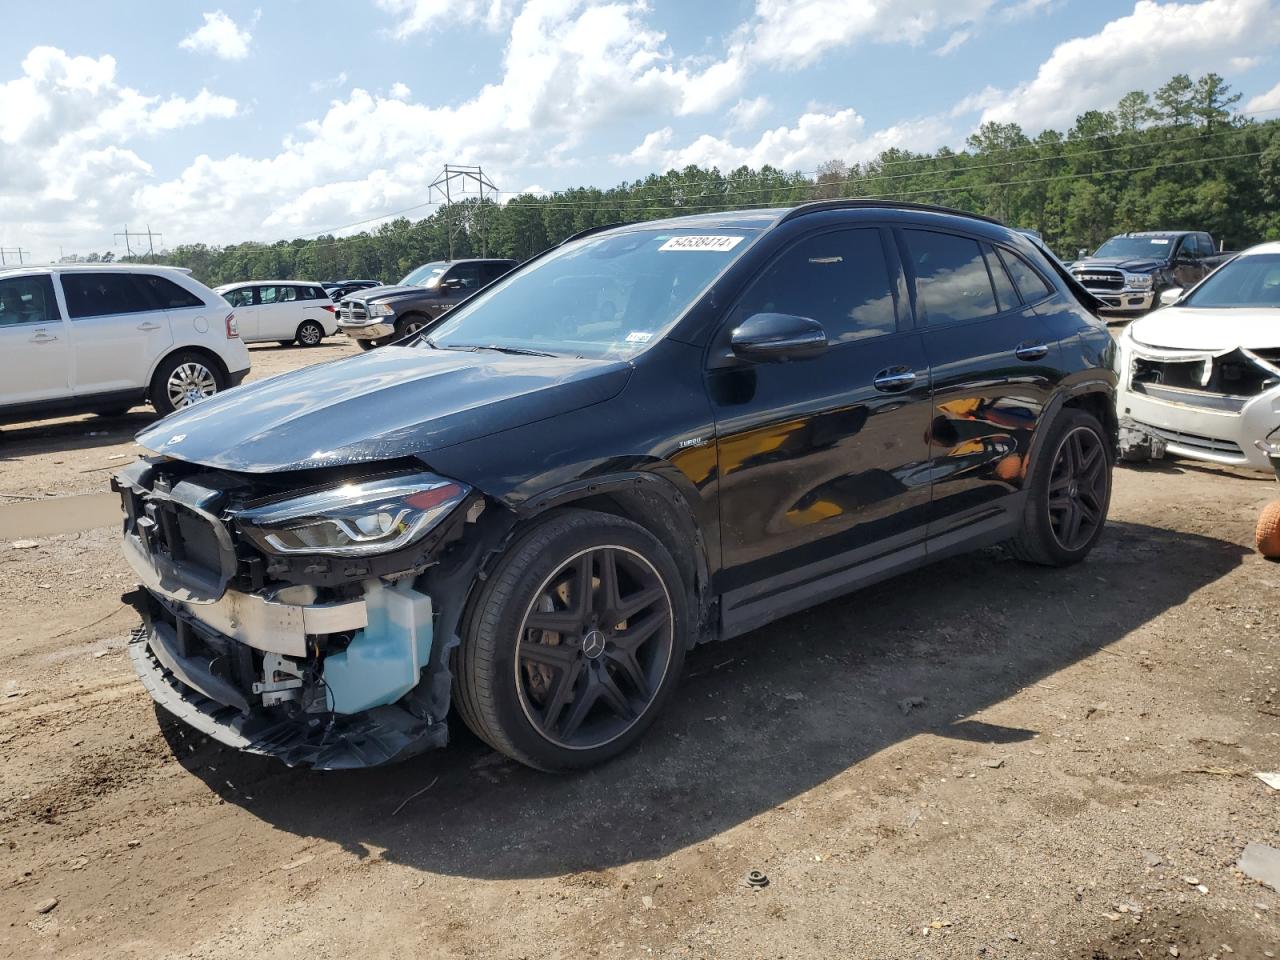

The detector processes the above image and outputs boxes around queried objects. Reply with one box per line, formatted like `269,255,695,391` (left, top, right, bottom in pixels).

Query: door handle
29,331,58,344
137,322,162,331
1014,342,1049,362
872,367,917,392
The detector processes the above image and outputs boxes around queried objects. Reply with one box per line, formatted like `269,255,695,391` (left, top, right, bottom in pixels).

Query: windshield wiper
443,343,559,357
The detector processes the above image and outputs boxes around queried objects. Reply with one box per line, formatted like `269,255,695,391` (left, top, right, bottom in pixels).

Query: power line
115,225,162,257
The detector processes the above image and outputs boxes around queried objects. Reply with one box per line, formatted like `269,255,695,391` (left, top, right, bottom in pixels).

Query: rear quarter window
997,248,1053,303
138,274,204,309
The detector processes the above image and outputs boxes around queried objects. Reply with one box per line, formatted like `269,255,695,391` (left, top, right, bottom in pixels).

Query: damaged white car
1116,241,1280,470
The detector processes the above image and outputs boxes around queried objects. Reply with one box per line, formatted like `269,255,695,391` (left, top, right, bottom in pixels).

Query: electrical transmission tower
0,247,31,266
114,225,163,258
428,164,498,260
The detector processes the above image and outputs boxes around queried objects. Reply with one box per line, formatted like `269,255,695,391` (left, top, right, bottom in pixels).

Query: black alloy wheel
1009,408,1112,566
1046,425,1108,551
396,315,429,339
453,509,688,771
515,545,674,750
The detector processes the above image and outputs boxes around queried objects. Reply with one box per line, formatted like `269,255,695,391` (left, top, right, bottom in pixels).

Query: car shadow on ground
0,410,154,460
160,518,1247,881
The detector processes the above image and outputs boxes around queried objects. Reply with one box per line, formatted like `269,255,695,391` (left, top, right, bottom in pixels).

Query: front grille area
338,301,368,323
1143,424,1244,458
1073,268,1125,291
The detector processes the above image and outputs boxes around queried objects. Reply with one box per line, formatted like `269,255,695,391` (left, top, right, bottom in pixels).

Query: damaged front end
1118,340,1280,469
114,458,495,769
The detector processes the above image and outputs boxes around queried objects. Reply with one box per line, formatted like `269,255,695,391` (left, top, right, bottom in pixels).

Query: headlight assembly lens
235,473,470,557
368,302,395,317
1124,273,1153,289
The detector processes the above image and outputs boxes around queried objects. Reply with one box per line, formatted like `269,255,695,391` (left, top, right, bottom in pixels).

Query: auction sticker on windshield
659,235,745,252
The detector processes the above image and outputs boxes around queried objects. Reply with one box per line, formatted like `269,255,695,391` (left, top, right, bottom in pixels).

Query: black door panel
707,226,933,596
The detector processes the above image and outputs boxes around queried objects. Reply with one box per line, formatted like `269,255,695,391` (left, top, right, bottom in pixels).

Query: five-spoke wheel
454,510,687,771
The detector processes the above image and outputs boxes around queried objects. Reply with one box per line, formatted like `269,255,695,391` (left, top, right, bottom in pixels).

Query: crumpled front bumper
125,588,447,769
1115,339,1280,470
339,320,395,340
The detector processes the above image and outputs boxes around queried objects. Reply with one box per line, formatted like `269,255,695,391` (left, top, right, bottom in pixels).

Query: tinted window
1197,235,1216,258
998,248,1053,303
985,246,1020,312
443,263,484,290
0,275,60,326
278,285,299,302
738,228,897,343
904,230,999,324
223,287,255,308
61,273,154,319
259,285,280,305
308,286,325,300
480,262,512,284
137,274,203,309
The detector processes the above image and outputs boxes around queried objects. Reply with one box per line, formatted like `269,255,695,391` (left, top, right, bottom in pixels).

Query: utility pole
0,247,31,266
114,225,163,258
428,164,499,260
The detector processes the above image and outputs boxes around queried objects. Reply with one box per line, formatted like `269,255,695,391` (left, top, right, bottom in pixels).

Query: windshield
1180,253,1280,309
422,228,756,359
1093,236,1175,259
401,262,449,287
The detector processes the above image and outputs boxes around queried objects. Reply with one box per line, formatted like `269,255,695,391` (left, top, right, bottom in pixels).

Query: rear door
256,284,296,339
899,228,1059,549
0,273,72,406
708,225,934,621
59,272,174,396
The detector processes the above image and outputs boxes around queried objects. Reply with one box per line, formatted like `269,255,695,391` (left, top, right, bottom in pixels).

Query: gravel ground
1,337,1278,959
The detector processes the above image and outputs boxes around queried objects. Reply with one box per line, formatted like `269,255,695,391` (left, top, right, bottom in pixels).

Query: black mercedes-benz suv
115,201,1117,772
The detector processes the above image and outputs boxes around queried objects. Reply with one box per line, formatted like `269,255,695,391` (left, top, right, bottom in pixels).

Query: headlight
367,302,395,317
235,473,469,557
1124,273,1153,289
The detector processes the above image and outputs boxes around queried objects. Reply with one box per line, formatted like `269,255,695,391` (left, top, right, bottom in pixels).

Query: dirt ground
1,338,1278,960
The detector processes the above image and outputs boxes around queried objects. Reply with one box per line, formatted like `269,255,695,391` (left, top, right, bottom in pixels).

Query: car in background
116,200,1115,772
213,281,339,347
1070,231,1229,317
1116,242,1280,470
0,263,249,422
337,258,516,349
323,279,380,301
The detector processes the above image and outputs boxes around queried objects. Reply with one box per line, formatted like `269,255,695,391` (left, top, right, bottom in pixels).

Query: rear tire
1009,408,1112,566
296,320,325,347
1255,500,1280,559
454,509,688,772
149,351,226,417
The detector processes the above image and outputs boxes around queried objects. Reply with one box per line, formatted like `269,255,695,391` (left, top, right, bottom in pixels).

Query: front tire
1009,408,1113,566
454,509,688,772
394,313,430,341
149,351,225,416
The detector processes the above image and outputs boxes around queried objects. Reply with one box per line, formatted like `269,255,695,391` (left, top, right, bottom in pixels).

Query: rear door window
0,275,60,326
137,274,204,309
278,285,299,302
737,228,898,343
443,263,483,290
997,248,1054,303
259,285,280,305
903,230,1000,325
60,273,155,319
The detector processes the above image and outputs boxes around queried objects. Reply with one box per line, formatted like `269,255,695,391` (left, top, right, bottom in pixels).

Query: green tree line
106,72,1280,285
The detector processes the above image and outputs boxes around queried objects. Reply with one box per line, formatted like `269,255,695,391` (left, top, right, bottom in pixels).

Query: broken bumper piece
125,590,448,770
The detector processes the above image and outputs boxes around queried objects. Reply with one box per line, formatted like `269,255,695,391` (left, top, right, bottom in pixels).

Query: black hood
135,347,632,473
344,284,433,303
1074,257,1165,273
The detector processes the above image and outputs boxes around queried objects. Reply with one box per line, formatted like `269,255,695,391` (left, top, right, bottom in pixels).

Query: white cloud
934,30,972,55
616,109,953,172
376,0,515,38
746,0,995,69
728,95,771,130
0,47,236,252
1245,79,1280,113
309,71,349,94
973,0,1280,131
179,10,256,61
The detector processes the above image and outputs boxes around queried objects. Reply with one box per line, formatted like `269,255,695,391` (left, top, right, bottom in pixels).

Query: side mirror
440,277,464,291
730,313,827,362
1078,248,1089,261
1158,287,1183,307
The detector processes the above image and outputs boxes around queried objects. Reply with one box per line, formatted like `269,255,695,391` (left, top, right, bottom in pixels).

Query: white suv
0,264,250,422
213,281,339,347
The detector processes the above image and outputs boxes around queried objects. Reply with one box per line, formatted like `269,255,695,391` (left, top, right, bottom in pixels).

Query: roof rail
779,199,1004,227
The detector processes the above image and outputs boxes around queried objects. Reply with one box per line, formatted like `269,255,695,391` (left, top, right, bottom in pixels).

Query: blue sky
2,0,1278,259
